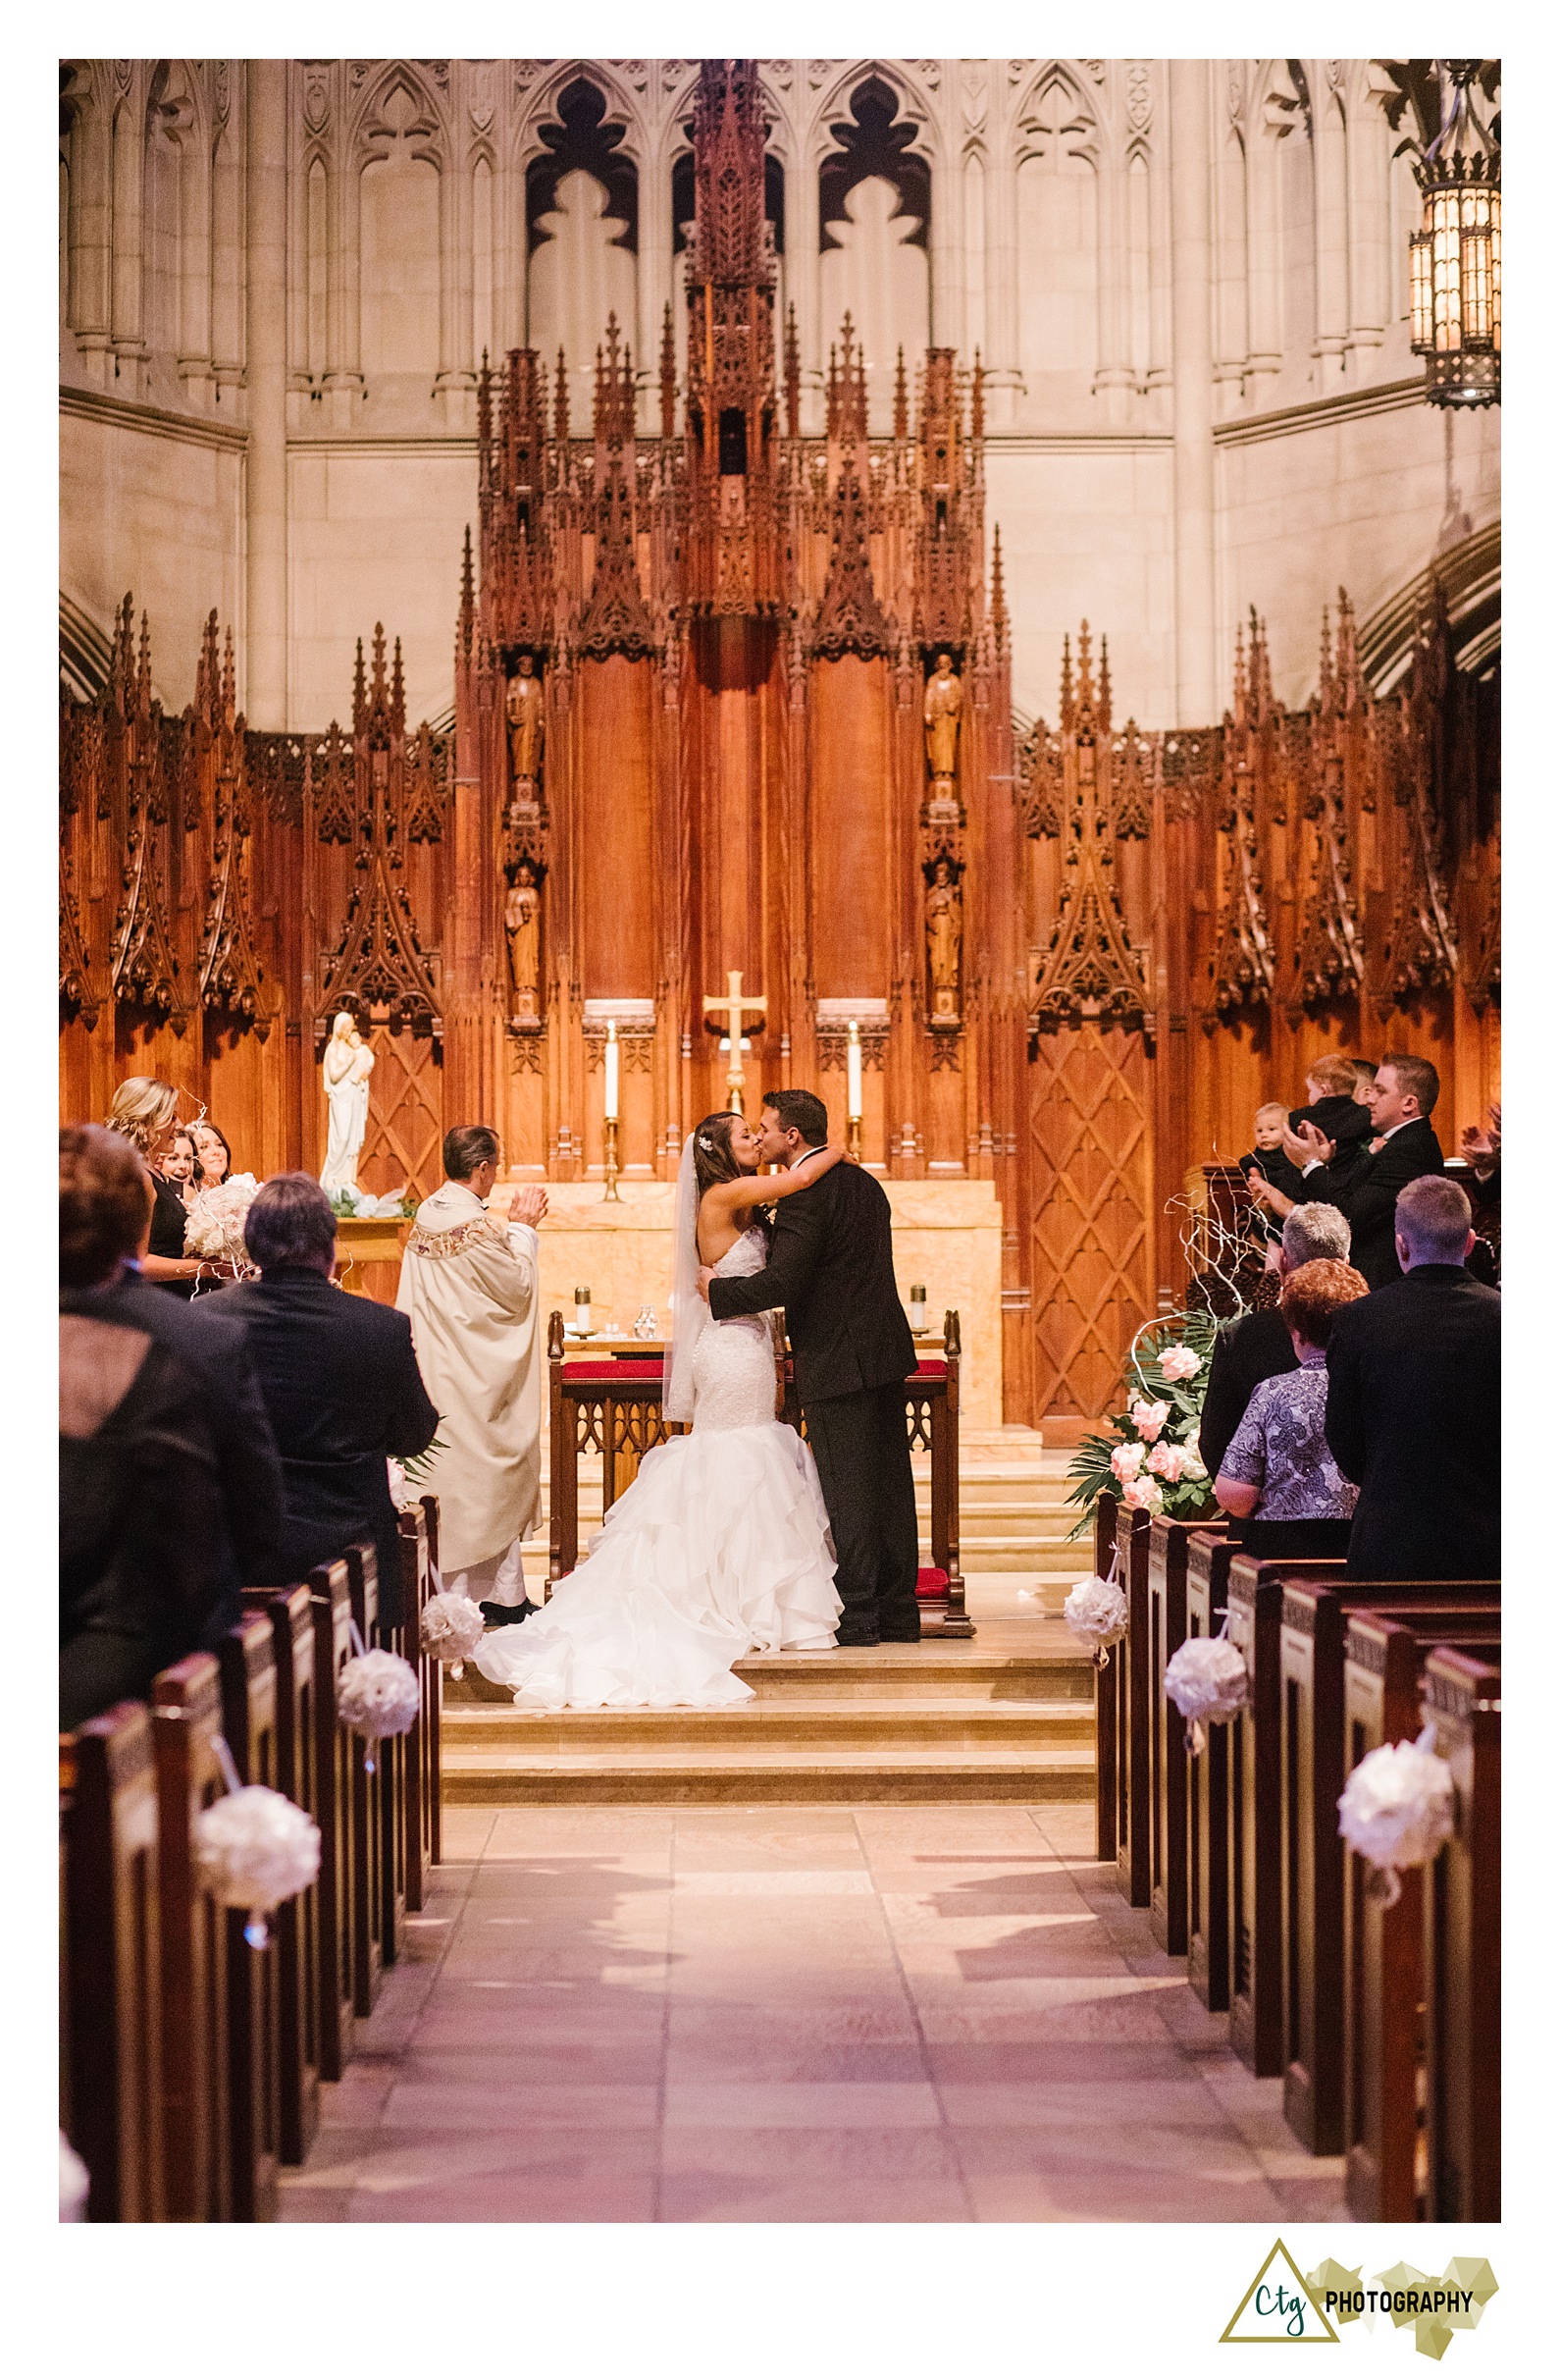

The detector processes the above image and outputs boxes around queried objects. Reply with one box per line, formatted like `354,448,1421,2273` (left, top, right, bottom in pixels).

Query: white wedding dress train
474,1229,842,1710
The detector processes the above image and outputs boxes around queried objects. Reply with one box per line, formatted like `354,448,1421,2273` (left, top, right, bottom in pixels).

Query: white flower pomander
419,1591,487,1680
1336,1725,1457,1907
338,1648,422,1749
1065,1572,1129,1666
60,2132,90,2222
1164,1633,1249,1752
193,1783,322,1948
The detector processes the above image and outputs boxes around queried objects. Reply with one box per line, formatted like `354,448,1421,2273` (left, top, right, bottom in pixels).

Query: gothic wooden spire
893,346,909,440
659,301,677,440
784,301,801,439
812,453,890,661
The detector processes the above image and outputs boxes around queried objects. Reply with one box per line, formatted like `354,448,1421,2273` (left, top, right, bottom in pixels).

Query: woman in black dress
104,1078,209,1296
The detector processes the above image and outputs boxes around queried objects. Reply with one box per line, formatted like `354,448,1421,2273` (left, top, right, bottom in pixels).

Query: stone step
442,1699,1093,1752
441,1742,1096,1806
445,1638,1092,1709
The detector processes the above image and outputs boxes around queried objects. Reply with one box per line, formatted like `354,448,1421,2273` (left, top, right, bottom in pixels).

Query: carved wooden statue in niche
925,855,962,1025
505,654,545,800
505,862,542,1027
924,651,962,799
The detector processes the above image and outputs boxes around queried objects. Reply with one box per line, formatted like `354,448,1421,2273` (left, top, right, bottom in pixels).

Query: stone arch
348,59,448,168
1012,60,1101,173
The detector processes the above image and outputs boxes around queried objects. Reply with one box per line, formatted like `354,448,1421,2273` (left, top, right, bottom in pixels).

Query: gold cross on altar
702,969,767,1115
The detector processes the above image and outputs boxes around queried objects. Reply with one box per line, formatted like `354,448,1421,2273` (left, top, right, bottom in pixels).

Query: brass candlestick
847,1112,863,1163
602,1113,622,1202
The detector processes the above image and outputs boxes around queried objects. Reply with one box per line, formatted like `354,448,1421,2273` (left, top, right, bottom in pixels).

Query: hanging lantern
1410,61,1500,408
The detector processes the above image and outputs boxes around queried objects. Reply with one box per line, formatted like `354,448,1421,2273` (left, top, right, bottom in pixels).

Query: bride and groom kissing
474,1088,922,1711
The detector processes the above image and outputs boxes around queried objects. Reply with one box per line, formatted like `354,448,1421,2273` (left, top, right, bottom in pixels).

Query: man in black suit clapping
1324,1175,1499,1581
698,1088,920,1648
1253,1052,1445,1291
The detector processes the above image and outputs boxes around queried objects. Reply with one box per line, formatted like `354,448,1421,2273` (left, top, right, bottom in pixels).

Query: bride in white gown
474,1114,845,1709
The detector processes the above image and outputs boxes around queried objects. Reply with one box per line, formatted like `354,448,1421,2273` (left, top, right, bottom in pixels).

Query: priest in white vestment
395,1126,548,1613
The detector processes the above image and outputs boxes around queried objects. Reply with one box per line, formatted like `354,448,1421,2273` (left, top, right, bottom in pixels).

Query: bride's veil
664,1134,706,1424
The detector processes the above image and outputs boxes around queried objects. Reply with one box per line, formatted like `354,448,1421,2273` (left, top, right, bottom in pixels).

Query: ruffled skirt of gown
473,1420,842,1711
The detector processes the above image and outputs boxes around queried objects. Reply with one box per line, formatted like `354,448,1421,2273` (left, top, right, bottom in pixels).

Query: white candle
604,1020,619,1120
847,1021,862,1121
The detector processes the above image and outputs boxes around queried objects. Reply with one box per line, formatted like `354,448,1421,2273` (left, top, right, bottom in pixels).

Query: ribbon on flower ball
1336,1725,1457,1907
338,1621,421,1772
1064,1557,1128,1667
1164,1624,1249,1754
193,1736,322,1949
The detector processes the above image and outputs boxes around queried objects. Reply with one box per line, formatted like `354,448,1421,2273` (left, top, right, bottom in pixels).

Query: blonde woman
104,1078,212,1297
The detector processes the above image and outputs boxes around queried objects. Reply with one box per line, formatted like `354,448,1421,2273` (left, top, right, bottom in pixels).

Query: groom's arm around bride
701,1089,921,1647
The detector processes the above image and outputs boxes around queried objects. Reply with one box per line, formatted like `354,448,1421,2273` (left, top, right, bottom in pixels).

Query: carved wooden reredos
60,59,1499,1427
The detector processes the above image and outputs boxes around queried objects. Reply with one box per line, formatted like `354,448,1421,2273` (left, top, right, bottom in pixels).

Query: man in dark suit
699,1088,920,1647
212,1175,439,1625
1198,1200,1353,1477
1256,1052,1446,1290
1325,1175,1499,1580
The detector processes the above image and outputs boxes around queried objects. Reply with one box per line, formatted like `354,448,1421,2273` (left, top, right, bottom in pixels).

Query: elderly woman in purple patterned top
1215,1257,1370,1561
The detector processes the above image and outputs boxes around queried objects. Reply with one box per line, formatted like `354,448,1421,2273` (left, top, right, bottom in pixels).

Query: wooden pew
1185,1532,1241,2012
397,1501,434,1914
361,1530,411,1974
1277,1577,1500,2152
1148,1515,1229,1955
149,1652,233,2222
1113,1504,1155,1905
62,1702,165,2221
341,1541,387,2013
216,1613,283,2222
419,1492,442,1870
1422,1650,1501,2221
1092,1492,1119,1864
1226,1556,1349,2077
241,1584,321,2165
307,1558,356,2081
908,1315,971,1639
1341,1613,1502,2220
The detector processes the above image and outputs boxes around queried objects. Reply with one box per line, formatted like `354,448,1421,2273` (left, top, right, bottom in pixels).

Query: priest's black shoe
480,1600,534,1629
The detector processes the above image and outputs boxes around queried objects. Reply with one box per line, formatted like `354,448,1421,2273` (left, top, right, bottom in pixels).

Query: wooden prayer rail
1277,1577,1500,2151
1420,1650,1501,2222
61,1502,448,2220
1340,1611,1502,2222
545,1307,968,1636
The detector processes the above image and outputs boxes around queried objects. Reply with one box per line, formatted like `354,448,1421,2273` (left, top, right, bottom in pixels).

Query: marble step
441,1737,1095,1807
442,1699,1093,1752
445,1636,1091,1708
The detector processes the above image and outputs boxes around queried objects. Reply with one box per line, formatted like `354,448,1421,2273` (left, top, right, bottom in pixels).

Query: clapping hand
510,1186,548,1229
1461,1106,1501,1179
1280,1118,1333,1170
1245,1170,1293,1219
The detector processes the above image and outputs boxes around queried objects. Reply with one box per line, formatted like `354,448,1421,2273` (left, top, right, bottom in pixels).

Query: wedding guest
1289,1055,1375,1190
1325,1176,1499,1580
1243,1104,1307,1241
191,1120,233,1190
211,1175,439,1626
105,1077,208,1297
60,1125,283,1729
161,1126,197,1202
1198,1202,1352,1478
1214,1257,1370,1559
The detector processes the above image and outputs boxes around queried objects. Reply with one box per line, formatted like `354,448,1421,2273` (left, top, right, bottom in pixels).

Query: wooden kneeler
216,1614,283,2222
1277,1577,1499,2152
306,1559,356,2081
242,1584,321,2164
1185,1532,1240,2012
1341,1613,1501,2220
1148,1516,1228,1955
149,1652,233,2222
62,1702,166,2221
1421,1651,1501,2222
341,1541,387,2014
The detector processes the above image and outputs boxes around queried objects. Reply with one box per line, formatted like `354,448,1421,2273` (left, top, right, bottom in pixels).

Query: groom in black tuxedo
698,1087,921,1647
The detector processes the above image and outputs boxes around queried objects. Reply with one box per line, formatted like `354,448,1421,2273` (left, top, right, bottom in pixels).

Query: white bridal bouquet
184,1171,261,1269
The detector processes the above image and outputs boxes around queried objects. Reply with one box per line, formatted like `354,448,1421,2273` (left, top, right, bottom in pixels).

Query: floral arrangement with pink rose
1064,1306,1222,1536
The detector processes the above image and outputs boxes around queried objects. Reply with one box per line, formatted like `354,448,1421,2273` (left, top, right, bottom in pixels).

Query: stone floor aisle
281,1801,1349,2224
